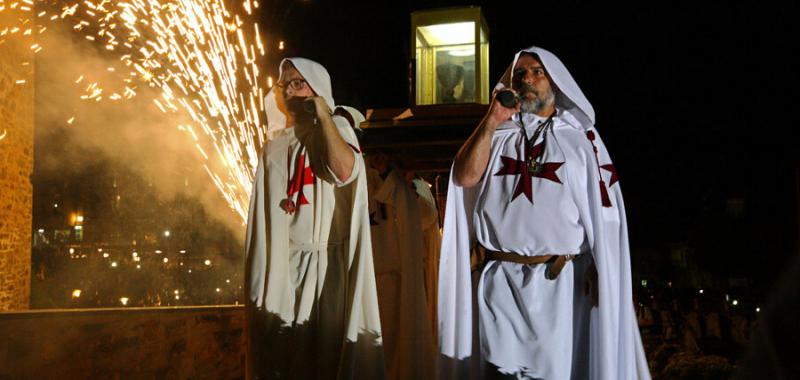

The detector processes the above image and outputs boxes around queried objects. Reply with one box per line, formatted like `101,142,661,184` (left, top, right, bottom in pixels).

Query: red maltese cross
494,143,563,203
600,164,618,186
281,153,315,214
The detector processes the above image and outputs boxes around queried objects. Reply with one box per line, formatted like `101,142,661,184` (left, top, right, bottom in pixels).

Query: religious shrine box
411,6,489,106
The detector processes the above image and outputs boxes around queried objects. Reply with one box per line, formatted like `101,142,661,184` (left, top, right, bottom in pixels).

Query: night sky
256,1,799,290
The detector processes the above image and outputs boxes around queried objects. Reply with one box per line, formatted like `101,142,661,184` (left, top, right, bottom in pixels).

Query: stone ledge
0,305,246,379
0,304,244,318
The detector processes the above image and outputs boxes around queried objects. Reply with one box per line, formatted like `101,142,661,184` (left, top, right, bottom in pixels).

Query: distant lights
69,248,75,254
699,289,704,294
72,289,82,299
37,229,44,233
136,264,141,269
111,261,118,268
163,257,169,263
278,41,284,50
119,297,129,306
732,299,739,306
163,230,170,237
103,253,110,258
204,259,211,266
215,288,221,293
756,307,760,313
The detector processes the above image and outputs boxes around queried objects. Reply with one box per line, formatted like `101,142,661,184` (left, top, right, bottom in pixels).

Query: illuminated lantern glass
412,7,489,105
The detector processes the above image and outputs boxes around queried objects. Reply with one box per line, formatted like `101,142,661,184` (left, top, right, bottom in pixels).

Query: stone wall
0,8,35,311
0,305,246,379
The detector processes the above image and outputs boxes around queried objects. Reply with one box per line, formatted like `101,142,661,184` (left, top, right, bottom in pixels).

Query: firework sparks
1,0,269,222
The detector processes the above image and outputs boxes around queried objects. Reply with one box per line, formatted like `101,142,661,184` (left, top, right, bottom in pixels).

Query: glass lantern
411,7,489,106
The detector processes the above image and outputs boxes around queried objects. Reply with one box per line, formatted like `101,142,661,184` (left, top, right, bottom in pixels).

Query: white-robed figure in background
366,153,436,380
333,105,366,136
245,57,383,380
438,46,651,379
411,174,441,340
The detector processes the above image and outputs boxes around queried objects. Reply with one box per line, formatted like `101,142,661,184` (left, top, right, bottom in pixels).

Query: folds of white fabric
246,55,384,379
369,169,436,380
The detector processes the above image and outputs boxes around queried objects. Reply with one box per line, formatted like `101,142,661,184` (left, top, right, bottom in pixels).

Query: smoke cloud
34,23,247,237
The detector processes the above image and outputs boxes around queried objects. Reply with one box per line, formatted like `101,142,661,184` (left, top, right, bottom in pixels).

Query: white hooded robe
438,46,651,380
245,57,383,380
413,177,442,340
367,168,436,380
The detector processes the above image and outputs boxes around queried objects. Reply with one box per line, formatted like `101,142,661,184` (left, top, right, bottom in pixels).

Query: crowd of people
635,288,758,378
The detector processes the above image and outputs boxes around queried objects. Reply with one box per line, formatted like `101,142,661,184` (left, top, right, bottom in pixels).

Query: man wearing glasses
245,57,384,380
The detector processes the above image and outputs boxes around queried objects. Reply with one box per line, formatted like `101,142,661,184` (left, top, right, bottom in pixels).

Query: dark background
257,0,799,295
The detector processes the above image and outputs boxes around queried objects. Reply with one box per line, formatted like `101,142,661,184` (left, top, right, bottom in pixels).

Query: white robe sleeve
567,127,651,380
326,115,363,187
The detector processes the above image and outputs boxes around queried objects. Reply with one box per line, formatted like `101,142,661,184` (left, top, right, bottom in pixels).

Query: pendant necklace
519,112,555,175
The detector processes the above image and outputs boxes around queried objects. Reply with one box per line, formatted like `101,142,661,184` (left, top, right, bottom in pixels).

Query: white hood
265,57,336,138
495,46,595,128
334,105,366,132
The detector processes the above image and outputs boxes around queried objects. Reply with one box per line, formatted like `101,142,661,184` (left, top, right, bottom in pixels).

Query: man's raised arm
453,94,520,187
311,96,355,182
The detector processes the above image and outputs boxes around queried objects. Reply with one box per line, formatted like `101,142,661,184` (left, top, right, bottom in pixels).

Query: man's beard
517,84,555,114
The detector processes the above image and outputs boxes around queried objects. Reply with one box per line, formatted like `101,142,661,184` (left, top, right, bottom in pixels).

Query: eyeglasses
277,78,307,91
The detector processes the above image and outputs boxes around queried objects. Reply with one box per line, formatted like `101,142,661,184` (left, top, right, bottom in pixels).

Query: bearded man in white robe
438,46,651,379
245,57,383,380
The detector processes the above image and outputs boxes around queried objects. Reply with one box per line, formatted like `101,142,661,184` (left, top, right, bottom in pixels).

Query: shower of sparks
1,0,269,222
